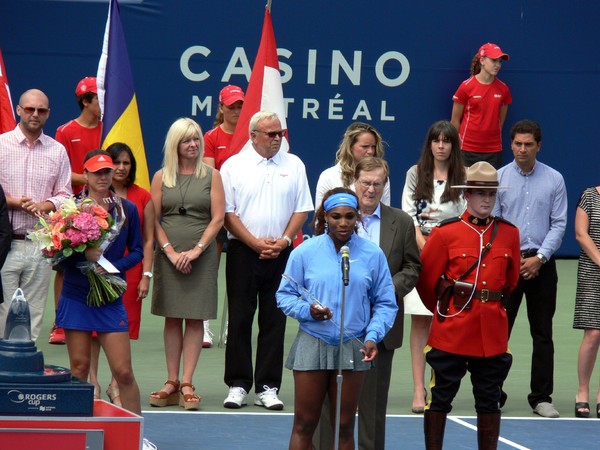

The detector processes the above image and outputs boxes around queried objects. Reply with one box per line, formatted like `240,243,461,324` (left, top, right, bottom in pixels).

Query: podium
0,400,143,450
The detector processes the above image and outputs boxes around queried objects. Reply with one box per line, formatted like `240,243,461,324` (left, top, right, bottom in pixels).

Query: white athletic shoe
224,386,248,409
254,386,284,410
142,438,158,450
203,320,213,348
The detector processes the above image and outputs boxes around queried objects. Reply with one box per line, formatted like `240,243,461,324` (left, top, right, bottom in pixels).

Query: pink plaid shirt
0,125,72,234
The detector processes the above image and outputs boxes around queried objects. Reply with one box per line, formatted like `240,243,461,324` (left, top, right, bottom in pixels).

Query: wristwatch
143,271,153,278
282,235,293,247
536,253,548,265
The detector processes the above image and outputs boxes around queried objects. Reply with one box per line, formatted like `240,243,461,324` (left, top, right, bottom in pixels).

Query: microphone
341,245,350,286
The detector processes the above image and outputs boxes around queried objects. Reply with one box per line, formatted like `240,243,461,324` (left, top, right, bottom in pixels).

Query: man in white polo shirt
220,111,313,410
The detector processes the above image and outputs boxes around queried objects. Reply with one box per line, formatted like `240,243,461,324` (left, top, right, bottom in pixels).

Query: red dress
122,184,151,339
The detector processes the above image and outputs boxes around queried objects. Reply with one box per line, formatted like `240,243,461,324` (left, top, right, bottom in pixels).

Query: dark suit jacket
378,203,421,350
0,184,11,304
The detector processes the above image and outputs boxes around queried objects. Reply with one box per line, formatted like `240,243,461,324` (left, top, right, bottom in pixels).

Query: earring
324,221,329,229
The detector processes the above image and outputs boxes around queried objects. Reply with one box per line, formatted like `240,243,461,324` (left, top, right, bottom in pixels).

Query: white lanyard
436,219,494,318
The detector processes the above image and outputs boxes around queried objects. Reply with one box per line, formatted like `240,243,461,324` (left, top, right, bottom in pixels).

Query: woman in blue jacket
277,188,397,450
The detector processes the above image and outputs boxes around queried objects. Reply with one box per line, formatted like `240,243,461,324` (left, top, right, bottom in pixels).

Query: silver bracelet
282,235,293,247
197,242,205,251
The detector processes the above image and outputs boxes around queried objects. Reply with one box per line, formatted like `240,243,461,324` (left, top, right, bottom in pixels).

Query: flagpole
266,0,272,12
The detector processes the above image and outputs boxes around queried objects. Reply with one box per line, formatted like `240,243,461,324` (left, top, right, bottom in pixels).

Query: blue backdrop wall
1,0,598,256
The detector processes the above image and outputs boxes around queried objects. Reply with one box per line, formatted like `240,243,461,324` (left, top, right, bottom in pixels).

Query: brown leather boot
477,412,501,449
424,410,447,449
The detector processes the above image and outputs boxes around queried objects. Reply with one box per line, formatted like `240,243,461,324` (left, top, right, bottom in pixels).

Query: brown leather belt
473,289,503,302
453,287,505,308
12,234,26,240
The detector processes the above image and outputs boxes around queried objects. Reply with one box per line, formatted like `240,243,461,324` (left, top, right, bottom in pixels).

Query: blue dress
56,198,143,332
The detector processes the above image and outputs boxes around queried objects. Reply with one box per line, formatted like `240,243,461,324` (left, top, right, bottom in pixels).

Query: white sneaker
254,385,284,410
224,386,247,409
142,438,157,450
533,402,560,418
203,321,213,348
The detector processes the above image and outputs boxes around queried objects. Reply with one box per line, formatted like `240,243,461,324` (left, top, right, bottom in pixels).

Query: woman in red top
451,43,512,170
202,85,245,171
201,85,245,347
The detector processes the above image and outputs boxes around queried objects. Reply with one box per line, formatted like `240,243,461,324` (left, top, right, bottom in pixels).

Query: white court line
450,416,531,450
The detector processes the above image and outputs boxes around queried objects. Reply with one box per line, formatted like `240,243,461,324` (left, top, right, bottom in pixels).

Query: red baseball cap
75,77,98,97
478,43,509,61
84,154,114,172
219,85,245,106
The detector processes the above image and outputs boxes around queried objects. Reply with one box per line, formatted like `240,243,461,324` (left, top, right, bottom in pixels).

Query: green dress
151,168,218,319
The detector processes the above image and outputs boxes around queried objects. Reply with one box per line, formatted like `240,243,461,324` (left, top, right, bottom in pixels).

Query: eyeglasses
253,130,284,139
19,106,49,115
358,180,384,190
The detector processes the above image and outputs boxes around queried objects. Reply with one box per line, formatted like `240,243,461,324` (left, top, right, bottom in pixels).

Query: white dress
401,165,466,315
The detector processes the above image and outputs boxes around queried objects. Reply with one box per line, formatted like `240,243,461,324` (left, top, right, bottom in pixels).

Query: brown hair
414,121,465,204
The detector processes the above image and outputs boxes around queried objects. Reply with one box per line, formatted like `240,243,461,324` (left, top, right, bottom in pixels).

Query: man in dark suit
0,184,11,308
314,157,421,449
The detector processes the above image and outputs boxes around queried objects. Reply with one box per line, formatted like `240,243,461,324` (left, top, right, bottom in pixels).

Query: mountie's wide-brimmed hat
451,161,509,189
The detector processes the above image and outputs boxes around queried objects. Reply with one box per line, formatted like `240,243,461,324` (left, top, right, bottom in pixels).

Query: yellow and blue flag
96,0,149,189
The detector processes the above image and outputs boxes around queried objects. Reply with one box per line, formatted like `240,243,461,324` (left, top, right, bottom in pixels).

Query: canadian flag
0,48,16,134
229,7,289,156
229,7,305,246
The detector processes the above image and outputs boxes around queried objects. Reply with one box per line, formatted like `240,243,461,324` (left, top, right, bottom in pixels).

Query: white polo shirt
221,147,314,239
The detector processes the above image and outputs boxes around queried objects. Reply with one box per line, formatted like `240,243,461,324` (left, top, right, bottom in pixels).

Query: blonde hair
161,117,207,188
335,122,385,188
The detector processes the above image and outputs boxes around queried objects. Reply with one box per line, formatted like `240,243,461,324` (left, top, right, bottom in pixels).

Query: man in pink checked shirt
0,88,71,341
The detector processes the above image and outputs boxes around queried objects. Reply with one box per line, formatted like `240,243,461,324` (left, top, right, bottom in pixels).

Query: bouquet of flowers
28,196,127,307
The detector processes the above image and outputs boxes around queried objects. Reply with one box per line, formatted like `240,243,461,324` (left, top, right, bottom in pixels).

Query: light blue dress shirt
493,160,567,258
357,203,381,245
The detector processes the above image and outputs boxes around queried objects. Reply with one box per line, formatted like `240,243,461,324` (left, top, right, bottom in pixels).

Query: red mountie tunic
121,184,151,339
203,125,234,170
452,77,512,153
55,120,102,194
416,211,520,357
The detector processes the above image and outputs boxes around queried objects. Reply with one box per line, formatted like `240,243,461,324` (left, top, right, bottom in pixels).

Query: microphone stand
333,270,348,450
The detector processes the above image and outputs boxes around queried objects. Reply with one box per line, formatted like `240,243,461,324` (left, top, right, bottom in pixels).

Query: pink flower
72,212,102,242
64,228,88,246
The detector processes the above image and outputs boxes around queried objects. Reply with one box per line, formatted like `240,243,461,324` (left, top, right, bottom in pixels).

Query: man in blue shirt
493,119,568,418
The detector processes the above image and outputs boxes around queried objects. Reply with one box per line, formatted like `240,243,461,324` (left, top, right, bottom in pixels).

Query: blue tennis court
142,411,598,449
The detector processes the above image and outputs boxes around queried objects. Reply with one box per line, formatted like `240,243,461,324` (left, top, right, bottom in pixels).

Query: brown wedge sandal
179,383,201,411
149,380,180,407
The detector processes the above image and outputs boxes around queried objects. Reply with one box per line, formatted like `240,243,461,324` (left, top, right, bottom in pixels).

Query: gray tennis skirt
285,329,373,371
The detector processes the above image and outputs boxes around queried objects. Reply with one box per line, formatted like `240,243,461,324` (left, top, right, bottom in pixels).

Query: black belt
521,249,538,258
12,234,26,240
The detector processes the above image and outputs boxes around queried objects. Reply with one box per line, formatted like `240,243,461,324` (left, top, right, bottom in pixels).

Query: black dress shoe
575,402,590,418
499,390,508,408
